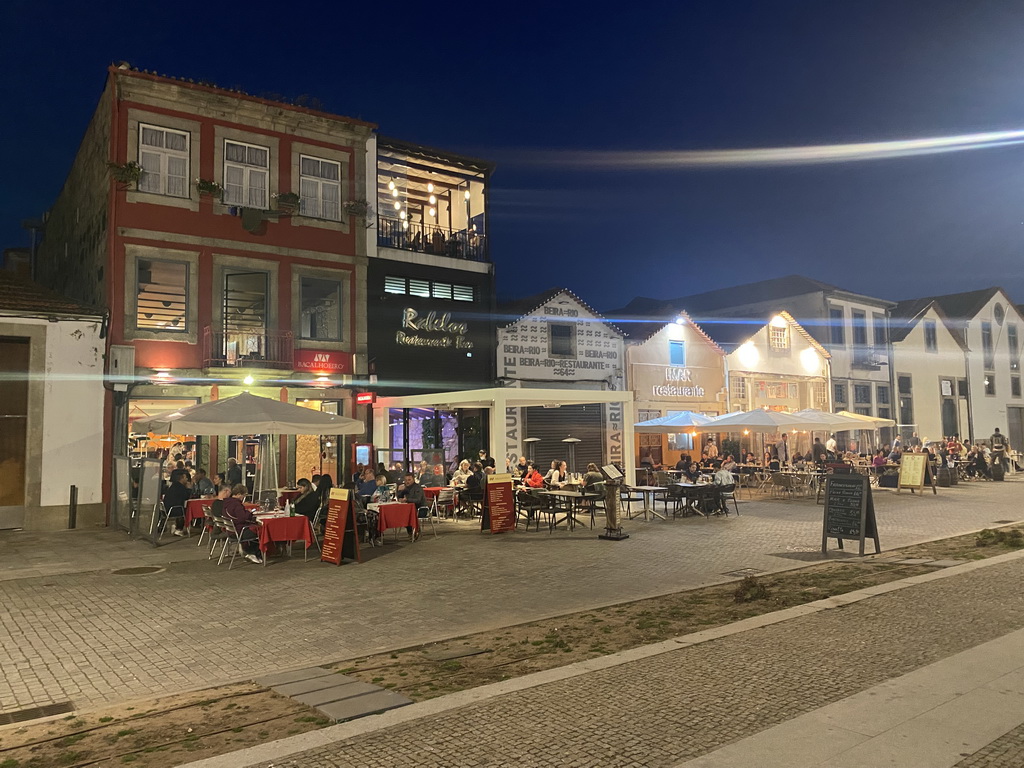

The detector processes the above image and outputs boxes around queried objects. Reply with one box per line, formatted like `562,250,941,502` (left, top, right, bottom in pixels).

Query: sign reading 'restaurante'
396,308,473,349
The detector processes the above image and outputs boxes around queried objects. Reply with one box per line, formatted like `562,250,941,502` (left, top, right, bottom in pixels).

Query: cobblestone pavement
956,723,1024,767
0,480,1020,716
254,558,1024,768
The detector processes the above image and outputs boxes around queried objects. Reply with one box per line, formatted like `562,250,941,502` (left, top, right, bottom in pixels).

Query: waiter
778,433,791,465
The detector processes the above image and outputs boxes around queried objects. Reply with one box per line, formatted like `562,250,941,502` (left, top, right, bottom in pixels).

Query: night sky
3,1,1024,313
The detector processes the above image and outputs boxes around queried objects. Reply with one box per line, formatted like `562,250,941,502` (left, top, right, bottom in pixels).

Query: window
136,259,187,331
730,376,747,403
383,276,474,302
982,321,995,370
669,340,686,366
223,140,269,208
985,375,996,396
924,320,938,352
138,125,188,197
854,384,872,405
299,277,342,340
829,307,845,346
855,408,870,416
1009,324,1019,371
833,383,847,404
638,409,661,421
878,407,891,420
876,385,890,405
769,324,789,349
898,375,914,426
873,313,887,348
299,155,341,220
852,310,867,347
1013,376,1021,398
813,381,828,409
898,375,913,395
958,378,969,397
550,324,574,356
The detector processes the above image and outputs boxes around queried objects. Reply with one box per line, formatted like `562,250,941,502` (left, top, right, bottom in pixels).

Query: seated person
221,483,262,564
192,468,216,498
395,473,425,541
683,462,702,483
450,459,472,487
582,462,604,492
212,472,227,493
792,455,807,470
356,468,377,503
712,466,735,487
162,469,192,537
523,461,546,488
720,455,738,473
370,474,394,503
292,478,320,520
674,454,692,472
513,455,530,480
548,460,569,489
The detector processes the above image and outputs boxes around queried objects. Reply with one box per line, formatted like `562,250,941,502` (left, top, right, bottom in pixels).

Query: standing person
478,449,496,470
705,439,719,460
909,432,922,449
990,428,1009,473
222,484,262,564
225,457,243,487
778,433,791,465
395,473,425,540
825,433,838,455
811,437,827,466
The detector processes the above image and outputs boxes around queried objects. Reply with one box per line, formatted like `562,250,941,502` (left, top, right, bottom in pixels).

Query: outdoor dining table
671,482,716,517
254,513,316,565
185,498,258,541
629,485,669,521
374,502,419,536
539,489,600,531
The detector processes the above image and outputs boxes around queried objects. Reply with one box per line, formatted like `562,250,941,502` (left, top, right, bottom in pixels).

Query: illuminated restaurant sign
396,308,473,349
294,350,353,374
652,367,705,398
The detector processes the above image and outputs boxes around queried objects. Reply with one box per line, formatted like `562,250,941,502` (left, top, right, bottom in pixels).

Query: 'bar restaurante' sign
396,307,473,349
652,366,705,398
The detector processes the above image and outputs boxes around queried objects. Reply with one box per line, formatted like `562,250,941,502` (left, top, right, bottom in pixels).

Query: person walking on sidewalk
990,428,1009,473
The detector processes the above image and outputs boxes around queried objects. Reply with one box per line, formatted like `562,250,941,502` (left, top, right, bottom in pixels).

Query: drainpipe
964,345,975,443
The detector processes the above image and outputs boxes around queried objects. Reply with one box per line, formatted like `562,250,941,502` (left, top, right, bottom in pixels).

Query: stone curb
176,547,1024,768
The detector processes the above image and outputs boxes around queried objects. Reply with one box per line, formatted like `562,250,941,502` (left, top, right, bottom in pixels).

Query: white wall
41,319,105,506
963,292,1024,441
891,307,966,442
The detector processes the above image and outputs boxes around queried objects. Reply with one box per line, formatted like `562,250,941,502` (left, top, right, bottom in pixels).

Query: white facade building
0,272,107,530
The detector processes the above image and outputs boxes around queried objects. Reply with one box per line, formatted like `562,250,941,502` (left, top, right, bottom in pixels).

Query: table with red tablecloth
277,488,302,508
377,502,418,534
257,514,316,557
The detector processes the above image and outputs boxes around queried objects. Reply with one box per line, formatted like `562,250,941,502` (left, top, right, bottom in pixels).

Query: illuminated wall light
393,201,401,210
429,207,436,217
243,375,255,386
674,316,685,326
402,220,409,230
427,182,434,193
428,194,436,204
464,190,471,200
770,315,788,328
388,180,395,190
399,210,406,220
391,188,399,197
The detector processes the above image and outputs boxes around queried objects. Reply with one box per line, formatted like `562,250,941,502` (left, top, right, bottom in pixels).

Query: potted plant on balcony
344,199,371,218
108,160,144,187
272,192,300,215
195,178,223,199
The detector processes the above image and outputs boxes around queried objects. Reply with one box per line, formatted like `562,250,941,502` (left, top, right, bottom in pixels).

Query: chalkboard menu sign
822,473,880,556
322,488,360,565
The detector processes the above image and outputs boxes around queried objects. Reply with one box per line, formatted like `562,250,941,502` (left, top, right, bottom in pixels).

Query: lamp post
562,436,581,475
523,437,541,463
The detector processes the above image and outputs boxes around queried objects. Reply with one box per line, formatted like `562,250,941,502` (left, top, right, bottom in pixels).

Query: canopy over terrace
373,387,635,479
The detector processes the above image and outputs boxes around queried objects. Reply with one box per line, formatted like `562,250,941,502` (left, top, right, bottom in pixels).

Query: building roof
378,136,494,175
698,310,830,358
497,288,626,337
919,287,1002,322
0,270,106,320
889,298,934,343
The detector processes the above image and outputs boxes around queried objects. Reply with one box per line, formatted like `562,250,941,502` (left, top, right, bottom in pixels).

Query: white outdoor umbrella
792,409,873,432
135,392,364,435
696,408,813,432
835,410,896,428
633,411,712,433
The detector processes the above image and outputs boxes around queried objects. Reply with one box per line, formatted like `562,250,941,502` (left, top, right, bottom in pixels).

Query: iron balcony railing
203,327,293,369
377,216,487,262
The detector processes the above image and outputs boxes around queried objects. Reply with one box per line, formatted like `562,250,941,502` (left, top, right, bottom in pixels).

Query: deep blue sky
3,1,1024,312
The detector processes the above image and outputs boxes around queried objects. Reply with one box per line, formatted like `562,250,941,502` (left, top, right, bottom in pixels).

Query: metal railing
203,327,294,369
377,216,487,262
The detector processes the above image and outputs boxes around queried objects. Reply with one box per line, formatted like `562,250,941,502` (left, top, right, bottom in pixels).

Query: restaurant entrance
0,337,29,529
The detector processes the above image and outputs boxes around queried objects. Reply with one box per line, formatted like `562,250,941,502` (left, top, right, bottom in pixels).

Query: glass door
223,271,268,364
0,337,29,528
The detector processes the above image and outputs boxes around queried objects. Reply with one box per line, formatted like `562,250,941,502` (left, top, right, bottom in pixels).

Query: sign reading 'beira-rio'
294,349,353,374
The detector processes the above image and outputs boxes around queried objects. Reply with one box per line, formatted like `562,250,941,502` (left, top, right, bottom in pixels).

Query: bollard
68,485,78,529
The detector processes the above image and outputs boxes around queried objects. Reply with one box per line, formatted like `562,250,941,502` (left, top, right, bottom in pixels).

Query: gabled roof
701,310,831,358
921,287,1002,322
890,298,970,351
668,275,842,315
497,288,626,337
0,271,105,320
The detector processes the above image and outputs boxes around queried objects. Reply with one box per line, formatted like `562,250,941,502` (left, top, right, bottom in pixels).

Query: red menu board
486,473,516,534
322,488,359,564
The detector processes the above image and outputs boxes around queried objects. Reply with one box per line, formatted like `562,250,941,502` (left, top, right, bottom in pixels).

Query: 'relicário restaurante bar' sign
396,308,474,349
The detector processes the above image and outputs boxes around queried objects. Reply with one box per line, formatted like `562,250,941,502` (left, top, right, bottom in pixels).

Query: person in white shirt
825,434,837,453
705,440,719,460
450,459,472,487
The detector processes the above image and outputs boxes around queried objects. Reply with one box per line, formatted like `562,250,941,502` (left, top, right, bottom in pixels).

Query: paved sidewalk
0,480,1020,718
209,554,1024,768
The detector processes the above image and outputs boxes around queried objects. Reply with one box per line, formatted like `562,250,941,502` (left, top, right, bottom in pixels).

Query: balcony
378,217,487,262
852,347,886,370
203,327,293,370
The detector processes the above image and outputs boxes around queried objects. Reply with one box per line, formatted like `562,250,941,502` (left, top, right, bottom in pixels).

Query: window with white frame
299,155,341,220
769,323,789,349
223,140,269,208
813,381,828,409
730,376,747,404
138,125,189,197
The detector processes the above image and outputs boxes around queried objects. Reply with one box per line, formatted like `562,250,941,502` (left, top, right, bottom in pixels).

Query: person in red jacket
523,461,546,488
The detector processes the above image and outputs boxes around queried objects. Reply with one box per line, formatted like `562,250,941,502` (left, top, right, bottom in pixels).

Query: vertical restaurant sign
485,473,516,534
321,487,350,565
295,350,353,375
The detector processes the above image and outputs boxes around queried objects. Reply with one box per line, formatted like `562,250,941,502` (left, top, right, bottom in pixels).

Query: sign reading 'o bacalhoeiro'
395,307,474,349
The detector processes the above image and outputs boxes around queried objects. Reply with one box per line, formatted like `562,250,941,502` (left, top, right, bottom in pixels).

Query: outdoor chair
584,482,605,529
715,484,740,516
768,473,796,498
215,519,258,570
516,489,546,532
620,485,645,519
196,499,224,548
156,502,184,540
433,488,457,519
